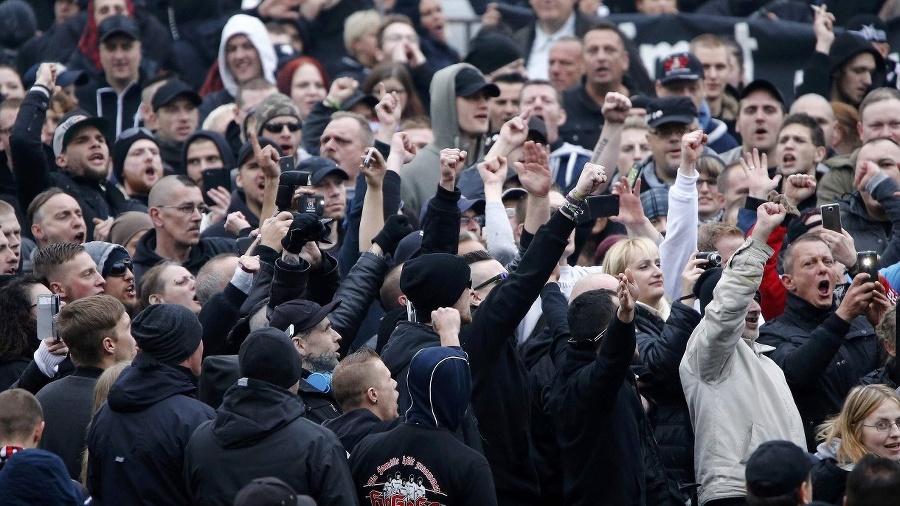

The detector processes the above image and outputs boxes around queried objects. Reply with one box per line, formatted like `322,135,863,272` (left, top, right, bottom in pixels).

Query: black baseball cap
234,477,314,506
152,80,201,112
740,79,786,108
297,156,349,186
97,15,139,44
454,67,500,98
269,299,341,336
457,197,485,215
646,96,697,128
656,52,704,84
52,109,110,156
746,440,818,498
237,137,281,167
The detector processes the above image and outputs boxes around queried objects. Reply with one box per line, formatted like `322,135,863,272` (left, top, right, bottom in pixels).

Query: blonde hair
602,237,670,319
818,384,900,465
81,360,131,485
344,10,382,57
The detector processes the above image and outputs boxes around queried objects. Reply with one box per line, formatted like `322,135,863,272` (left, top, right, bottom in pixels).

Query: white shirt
525,13,576,80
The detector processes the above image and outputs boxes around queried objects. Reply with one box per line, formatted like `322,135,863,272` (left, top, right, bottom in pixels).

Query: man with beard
84,242,139,315
11,63,129,241
27,188,88,249
111,127,163,211
758,231,888,450
268,299,345,424
132,175,234,283
680,202,807,506
149,80,201,174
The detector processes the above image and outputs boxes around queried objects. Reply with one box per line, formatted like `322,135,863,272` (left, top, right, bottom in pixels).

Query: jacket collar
784,291,835,321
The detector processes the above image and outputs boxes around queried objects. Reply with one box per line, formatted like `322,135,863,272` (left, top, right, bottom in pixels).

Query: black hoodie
350,346,498,506
180,131,237,176
86,353,215,506
184,378,356,506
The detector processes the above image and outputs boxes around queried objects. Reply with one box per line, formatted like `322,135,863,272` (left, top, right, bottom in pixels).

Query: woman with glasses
811,384,900,503
364,62,426,122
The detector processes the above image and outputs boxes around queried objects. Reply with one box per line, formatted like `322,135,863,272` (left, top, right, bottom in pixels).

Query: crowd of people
3,0,900,505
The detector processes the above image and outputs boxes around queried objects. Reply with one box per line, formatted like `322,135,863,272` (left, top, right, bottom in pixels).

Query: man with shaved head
132,175,234,283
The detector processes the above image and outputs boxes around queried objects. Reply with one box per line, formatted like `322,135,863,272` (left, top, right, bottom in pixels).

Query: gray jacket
680,238,806,505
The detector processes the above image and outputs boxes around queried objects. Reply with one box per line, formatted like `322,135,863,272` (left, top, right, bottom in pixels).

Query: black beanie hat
132,304,202,365
112,128,158,183
464,33,522,76
239,327,303,389
693,268,723,316
400,253,471,317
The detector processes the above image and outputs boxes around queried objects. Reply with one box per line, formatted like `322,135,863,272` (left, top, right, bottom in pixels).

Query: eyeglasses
650,124,693,138
862,419,900,433
473,272,508,291
158,203,209,215
460,215,485,227
263,120,301,134
107,259,133,277
568,328,607,349
696,178,716,188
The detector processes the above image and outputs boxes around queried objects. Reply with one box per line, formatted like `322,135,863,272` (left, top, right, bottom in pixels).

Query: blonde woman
811,384,900,503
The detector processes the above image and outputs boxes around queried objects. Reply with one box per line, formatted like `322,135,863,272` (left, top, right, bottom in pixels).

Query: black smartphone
36,293,60,342
587,195,620,218
857,251,879,281
820,203,841,233
202,168,232,206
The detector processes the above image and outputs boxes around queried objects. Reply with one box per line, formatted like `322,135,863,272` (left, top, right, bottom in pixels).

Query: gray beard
304,353,338,373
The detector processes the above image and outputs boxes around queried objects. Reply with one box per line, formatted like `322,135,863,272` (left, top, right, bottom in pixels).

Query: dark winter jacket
547,316,673,506
132,229,235,283
10,88,131,239
350,346,498,506
201,189,260,239
86,353,215,505
634,302,699,485
184,378,356,506
35,366,103,479
322,408,400,454
758,293,879,450
810,457,850,505
180,130,237,175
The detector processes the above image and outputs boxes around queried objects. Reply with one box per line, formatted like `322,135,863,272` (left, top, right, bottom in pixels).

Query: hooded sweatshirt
199,15,277,120
349,346,498,506
400,63,489,214
180,131,237,174
86,353,215,505
183,378,356,506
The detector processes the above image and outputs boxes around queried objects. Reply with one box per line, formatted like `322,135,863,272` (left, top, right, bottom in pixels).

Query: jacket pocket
739,423,764,465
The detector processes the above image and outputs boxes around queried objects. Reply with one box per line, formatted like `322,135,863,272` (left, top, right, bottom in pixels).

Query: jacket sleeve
199,283,248,357
331,251,391,357
310,441,359,506
660,170,698,301
795,51,832,99
637,300,700,384
562,316,637,410
684,238,770,383
466,212,575,370
542,282,571,370
758,313,853,388
301,101,338,156
483,201,518,266
421,185,461,254
868,172,900,268
10,87,53,212
759,225,788,321
339,163,400,277
303,253,340,306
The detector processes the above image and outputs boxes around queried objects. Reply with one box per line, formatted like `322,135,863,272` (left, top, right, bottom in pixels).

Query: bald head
570,273,619,301
148,175,197,208
790,94,836,148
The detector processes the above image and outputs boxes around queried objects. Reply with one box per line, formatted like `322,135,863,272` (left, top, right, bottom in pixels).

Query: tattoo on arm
591,138,609,164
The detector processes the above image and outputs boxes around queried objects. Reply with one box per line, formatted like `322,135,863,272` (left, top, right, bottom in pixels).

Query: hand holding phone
820,203,841,233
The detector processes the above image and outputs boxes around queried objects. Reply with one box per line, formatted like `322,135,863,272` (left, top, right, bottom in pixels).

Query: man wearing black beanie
86,303,215,505
184,327,356,506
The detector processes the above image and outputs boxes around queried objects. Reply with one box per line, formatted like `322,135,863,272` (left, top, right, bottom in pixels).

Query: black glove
282,213,330,253
372,214,414,256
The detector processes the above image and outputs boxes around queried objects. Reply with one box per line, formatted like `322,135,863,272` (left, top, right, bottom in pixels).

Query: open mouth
818,279,831,297
886,442,900,450
280,143,293,154
754,128,768,136
126,284,136,298
782,153,795,165
89,153,105,163
144,166,157,176
745,312,759,325
73,231,85,243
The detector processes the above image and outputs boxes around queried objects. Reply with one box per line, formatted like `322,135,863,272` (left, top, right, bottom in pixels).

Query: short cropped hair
330,111,374,147
332,347,381,411
26,187,67,229
57,295,125,367
344,10,382,56
0,389,43,442
780,113,826,148
781,232,827,275
138,261,179,310
33,242,85,282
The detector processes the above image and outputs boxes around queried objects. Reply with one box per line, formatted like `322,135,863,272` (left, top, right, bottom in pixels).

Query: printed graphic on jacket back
362,455,447,506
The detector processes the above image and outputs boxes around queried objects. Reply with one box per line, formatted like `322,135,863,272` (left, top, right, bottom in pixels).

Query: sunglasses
107,259,133,277
568,328,607,349
263,120,301,134
473,272,508,291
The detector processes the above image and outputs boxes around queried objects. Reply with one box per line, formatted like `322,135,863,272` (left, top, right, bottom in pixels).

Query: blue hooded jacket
405,346,471,432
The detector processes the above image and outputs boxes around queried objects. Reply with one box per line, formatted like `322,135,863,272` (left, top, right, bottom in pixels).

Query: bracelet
565,193,584,207
559,201,584,221
568,189,586,202
324,97,341,110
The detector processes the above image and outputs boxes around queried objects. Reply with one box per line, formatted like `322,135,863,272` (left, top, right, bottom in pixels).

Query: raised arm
479,154,518,264
11,62,56,211
590,92,630,192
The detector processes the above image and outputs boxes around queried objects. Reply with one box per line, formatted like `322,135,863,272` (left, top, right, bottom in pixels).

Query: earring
373,398,378,404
